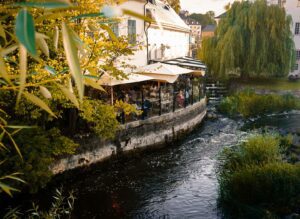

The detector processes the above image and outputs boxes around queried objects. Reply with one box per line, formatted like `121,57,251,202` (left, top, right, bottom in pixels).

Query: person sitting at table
177,90,185,108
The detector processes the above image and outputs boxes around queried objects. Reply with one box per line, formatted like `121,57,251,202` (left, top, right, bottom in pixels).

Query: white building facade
117,0,191,67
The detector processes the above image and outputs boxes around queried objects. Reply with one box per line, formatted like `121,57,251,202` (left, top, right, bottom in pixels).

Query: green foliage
80,98,119,140
200,0,295,78
218,134,300,218
0,128,78,193
188,11,216,27
218,90,298,118
3,188,75,219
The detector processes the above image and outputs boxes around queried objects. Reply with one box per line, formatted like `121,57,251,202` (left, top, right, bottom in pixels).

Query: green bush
218,90,298,118
0,128,78,193
218,134,299,218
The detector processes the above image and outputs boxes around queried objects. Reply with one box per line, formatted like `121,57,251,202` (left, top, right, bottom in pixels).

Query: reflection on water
66,117,248,219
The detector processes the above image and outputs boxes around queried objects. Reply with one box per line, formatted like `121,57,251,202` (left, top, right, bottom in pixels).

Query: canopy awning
98,73,153,86
154,57,207,71
136,62,194,83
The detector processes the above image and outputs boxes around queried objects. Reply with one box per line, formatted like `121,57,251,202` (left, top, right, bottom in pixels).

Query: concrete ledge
51,99,207,174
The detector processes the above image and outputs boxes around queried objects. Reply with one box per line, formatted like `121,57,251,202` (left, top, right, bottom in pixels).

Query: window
295,23,300,35
296,50,300,60
294,64,299,71
111,24,119,37
128,20,136,44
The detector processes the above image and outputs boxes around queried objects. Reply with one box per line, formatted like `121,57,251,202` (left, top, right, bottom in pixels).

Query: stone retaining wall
52,99,207,174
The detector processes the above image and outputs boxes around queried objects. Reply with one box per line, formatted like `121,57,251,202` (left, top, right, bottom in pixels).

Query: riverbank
229,78,300,97
51,98,207,174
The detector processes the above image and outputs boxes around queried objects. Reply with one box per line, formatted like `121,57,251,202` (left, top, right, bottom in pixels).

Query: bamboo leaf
0,22,6,43
0,44,18,56
122,9,153,23
87,24,98,32
0,182,19,197
62,22,84,101
23,92,56,117
84,78,105,92
0,131,5,142
6,132,22,159
0,142,7,150
71,12,104,21
53,26,59,50
15,9,37,56
14,2,70,9
35,32,49,39
0,56,11,84
2,174,25,184
100,24,118,42
5,125,33,129
39,86,52,99
58,84,79,108
16,44,27,104
36,34,49,57
45,65,57,75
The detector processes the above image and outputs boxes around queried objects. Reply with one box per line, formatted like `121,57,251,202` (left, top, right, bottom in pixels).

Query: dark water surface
65,117,249,219
6,111,300,218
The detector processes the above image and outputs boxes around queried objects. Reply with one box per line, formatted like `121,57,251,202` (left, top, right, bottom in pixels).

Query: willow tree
199,0,295,78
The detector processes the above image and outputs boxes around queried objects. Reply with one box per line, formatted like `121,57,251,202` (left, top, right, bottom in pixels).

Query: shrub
218,134,299,218
220,163,300,218
0,128,78,193
79,98,119,140
218,90,299,118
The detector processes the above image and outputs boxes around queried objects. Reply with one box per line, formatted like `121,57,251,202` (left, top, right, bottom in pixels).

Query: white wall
117,0,190,67
118,1,148,68
148,27,190,60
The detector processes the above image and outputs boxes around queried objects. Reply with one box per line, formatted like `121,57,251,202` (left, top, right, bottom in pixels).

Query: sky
180,0,235,16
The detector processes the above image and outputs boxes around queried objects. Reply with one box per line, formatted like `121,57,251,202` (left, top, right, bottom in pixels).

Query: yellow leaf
84,78,105,92
17,44,27,104
0,44,18,56
67,77,74,93
88,24,97,32
23,92,56,117
0,56,11,84
100,24,118,42
39,86,52,99
54,26,59,50
62,22,84,102
0,22,6,43
58,84,79,108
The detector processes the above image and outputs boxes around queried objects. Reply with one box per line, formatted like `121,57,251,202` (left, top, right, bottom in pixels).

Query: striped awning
162,57,207,70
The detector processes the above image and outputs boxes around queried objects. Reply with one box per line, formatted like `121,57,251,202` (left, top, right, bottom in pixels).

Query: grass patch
218,89,299,118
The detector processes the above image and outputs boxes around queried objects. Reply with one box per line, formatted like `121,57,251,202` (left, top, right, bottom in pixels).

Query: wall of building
285,0,300,75
118,0,148,67
51,99,207,174
147,26,190,60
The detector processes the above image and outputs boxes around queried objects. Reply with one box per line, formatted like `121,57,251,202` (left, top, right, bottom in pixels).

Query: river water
65,115,251,219
5,110,300,218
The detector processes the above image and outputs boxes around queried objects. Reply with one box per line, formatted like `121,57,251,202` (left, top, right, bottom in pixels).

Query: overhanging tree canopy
199,0,295,78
